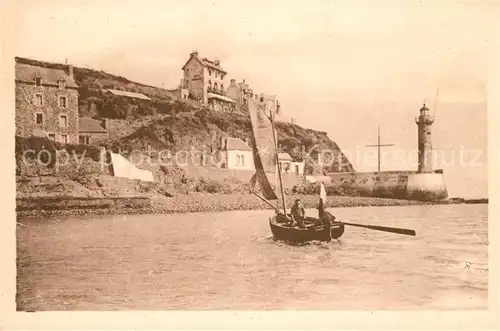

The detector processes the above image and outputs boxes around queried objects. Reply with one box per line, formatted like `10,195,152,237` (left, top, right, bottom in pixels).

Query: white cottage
222,137,254,171
278,152,304,175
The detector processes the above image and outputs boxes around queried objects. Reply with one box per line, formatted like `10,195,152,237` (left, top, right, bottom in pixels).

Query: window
35,113,43,125
48,133,56,141
58,80,66,89
221,84,224,92
60,134,68,144
79,136,90,145
34,93,43,106
208,69,212,76
35,77,41,86
236,154,245,166
260,97,264,102
243,98,247,105
214,82,218,90
208,80,212,89
185,69,190,77
59,96,67,108
59,115,68,128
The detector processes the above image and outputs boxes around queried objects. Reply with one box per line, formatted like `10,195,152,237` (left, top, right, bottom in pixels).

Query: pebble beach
16,193,435,219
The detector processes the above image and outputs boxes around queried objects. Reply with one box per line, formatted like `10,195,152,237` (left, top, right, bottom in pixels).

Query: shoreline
16,193,488,219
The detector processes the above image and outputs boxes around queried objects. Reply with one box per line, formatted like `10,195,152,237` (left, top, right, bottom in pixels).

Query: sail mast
270,110,287,216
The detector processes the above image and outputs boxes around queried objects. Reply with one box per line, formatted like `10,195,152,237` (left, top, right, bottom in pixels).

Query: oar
339,221,416,236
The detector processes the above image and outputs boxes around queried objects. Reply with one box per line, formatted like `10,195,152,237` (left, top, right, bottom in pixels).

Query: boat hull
269,215,345,243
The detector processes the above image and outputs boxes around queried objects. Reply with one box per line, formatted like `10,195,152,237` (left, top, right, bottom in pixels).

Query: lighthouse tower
415,103,434,173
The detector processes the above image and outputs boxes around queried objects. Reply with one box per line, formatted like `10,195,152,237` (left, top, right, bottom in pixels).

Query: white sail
318,182,327,217
320,182,327,204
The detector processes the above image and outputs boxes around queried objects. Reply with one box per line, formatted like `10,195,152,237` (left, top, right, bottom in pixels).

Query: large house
226,79,254,113
15,58,79,144
226,78,283,119
181,51,235,112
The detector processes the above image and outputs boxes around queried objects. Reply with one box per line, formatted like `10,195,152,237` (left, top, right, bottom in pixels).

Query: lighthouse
415,103,434,173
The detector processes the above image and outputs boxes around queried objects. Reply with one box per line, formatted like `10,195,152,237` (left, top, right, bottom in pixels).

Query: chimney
214,59,220,65
68,64,74,79
190,50,198,57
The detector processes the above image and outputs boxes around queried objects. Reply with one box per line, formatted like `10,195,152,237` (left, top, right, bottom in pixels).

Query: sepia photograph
1,0,498,329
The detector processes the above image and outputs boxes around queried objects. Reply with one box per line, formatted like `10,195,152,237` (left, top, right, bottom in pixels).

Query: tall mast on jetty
366,126,394,172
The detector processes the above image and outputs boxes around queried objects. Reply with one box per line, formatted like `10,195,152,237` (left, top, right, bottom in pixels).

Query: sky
4,0,497,198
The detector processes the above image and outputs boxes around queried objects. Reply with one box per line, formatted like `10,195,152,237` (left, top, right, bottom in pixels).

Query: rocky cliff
15,56,355,174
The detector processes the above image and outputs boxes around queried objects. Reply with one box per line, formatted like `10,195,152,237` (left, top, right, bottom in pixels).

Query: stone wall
15,83,79,144
322,170,448,201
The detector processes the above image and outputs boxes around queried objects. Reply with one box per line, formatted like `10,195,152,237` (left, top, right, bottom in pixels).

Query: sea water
16,204,488,310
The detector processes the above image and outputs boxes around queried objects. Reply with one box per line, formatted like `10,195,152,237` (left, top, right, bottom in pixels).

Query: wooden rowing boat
269,214,345,243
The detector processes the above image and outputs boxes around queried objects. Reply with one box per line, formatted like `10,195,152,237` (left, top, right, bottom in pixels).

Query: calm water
16,204,488,310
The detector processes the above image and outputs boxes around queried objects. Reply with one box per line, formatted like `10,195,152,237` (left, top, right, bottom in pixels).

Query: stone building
78,117,109,145
15,58,79,144
181,51,235,112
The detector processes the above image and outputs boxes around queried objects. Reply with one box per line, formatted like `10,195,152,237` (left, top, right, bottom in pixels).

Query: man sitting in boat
318,209,336,226
317,188,336,226
290,199,306,228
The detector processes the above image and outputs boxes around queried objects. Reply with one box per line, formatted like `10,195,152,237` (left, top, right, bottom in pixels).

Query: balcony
207,87,226,96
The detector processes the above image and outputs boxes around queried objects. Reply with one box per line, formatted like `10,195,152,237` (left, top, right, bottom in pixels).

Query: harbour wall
321,170,448,201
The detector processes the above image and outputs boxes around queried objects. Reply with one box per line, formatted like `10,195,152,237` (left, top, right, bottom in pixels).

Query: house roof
207,93,236,103
15,62,78,88
226,137,252,151
79,117,108,133
278,152,293,161
201,58,226,73
106,89,151,100
182,53,227,74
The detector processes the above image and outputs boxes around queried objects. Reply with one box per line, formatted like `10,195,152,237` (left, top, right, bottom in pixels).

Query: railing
207,87,226,96
415,116,434,125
